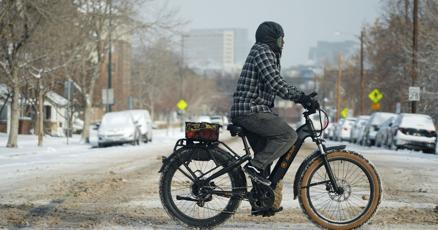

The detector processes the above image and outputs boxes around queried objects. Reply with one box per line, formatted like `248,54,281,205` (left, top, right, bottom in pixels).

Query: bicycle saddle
227,124,244,137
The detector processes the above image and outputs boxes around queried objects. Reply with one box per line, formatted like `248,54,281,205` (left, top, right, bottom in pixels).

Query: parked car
324,123,335,140
351,115,370,144
375,117,395,148
209,115,230,131
122,110,153,143
98,112,141,147
196,115,212,123
210,115,225,126
89,122,100,147
332,119,345,141
336,117,356,142
362,112,397,146
388,113,437,153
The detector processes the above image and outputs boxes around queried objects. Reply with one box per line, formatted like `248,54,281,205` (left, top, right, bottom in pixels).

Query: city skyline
167,0,382,67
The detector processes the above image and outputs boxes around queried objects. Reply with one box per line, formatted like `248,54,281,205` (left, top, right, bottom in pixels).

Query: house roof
0,84,68,107
46,91,68,107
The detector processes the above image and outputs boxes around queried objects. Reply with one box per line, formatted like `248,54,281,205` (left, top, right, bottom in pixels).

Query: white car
98,112,141,147
89,122,100,147
122,110,153,143
337,118,356,142
389,113,437,153
210,115,224,126
324,123,335,140
196,115,212,123
332,119,345,141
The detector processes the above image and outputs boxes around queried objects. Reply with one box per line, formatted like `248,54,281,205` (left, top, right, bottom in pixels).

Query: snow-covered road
0,131,437,229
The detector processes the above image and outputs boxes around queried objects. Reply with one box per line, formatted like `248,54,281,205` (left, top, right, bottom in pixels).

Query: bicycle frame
168,110,344,198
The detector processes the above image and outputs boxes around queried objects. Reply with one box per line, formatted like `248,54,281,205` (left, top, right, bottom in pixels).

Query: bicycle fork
317,143,343,194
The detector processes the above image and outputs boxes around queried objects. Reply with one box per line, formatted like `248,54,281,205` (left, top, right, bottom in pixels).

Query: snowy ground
0,131,437,229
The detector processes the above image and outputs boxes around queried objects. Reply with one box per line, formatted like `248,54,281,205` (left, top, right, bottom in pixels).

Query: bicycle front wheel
298,150,382,229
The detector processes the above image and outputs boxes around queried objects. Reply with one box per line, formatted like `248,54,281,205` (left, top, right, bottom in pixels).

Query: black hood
255,21,284,56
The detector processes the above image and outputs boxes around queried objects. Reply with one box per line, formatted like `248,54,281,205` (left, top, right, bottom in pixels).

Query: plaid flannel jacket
230,43,304,118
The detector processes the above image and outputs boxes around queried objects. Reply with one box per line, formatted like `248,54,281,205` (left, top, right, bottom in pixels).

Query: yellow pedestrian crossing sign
368,89,383,103
341,108,348,118
177,99,188,110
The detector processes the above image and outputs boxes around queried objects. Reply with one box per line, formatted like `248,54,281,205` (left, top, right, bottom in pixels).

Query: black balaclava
255,21,284,57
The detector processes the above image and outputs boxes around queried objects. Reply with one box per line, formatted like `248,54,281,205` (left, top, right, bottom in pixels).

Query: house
0,84,11,134
44,91,69,136
0,84,70,136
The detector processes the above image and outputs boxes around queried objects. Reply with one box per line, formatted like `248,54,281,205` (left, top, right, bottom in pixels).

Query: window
44,105,52,120
0,104,7,121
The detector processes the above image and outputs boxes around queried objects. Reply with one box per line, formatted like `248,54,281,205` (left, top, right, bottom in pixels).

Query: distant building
283,65,322,91
183,28,250,71
94,39,132,112
308,40,357,67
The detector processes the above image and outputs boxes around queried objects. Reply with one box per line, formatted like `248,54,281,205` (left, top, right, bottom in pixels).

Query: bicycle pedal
248,175,271,186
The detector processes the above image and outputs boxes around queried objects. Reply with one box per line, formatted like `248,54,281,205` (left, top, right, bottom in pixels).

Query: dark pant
232,112,297,170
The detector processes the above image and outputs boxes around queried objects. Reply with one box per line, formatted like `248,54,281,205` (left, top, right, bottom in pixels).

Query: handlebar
308,92,317,98
302,92,319,113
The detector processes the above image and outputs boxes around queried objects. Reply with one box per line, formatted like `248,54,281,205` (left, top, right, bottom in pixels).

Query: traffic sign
102,89,114,105
371,102,381,110
341,108,348,118
368,89,383,103
408,87,420,101
177,99,188,110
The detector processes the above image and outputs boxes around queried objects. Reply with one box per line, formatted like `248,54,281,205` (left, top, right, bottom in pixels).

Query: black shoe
244,163,271,186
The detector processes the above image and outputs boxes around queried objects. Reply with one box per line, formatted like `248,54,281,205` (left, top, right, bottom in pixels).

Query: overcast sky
165,0,383,67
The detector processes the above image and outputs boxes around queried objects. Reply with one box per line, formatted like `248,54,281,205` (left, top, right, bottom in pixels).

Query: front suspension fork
321,154,342,194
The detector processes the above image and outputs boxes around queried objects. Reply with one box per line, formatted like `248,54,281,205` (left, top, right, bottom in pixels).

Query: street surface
0,130,437,229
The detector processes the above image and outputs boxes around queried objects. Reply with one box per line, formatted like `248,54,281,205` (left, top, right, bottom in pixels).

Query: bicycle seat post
227,124,252,157
241,134,252,157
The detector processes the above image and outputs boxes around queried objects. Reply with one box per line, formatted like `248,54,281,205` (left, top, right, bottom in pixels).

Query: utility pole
411,0,418,113
360,29,365,115
107,0,113,112
179,34,186,131
180,34,185,100
336,53,343,122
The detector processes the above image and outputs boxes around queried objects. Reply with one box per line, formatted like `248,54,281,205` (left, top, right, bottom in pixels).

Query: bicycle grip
308,92,318,98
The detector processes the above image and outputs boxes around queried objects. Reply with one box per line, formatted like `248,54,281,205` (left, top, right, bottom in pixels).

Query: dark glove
298,94,320,111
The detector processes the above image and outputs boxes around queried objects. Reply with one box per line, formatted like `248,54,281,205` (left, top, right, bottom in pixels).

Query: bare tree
0,0,63,147
131,38,178,120
70,0,182,142
354,0,438,125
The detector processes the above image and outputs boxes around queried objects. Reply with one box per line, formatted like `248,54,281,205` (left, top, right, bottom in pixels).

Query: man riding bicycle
230,21,318,212
159,24,381,225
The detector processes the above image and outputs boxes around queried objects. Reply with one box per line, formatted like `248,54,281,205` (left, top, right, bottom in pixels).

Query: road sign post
341,108,348,119
102,89,114,106
368,89,383,111
408,87,420,101
368,89,383,104
371,103,381,110
176,99,188,131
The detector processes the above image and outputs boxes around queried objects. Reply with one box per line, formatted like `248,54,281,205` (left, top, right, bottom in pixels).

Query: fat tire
159,148,244,229
298,150,382,230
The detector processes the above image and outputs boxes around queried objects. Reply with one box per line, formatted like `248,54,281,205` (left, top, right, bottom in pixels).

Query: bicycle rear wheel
298,150,382,229
159,148,244,228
